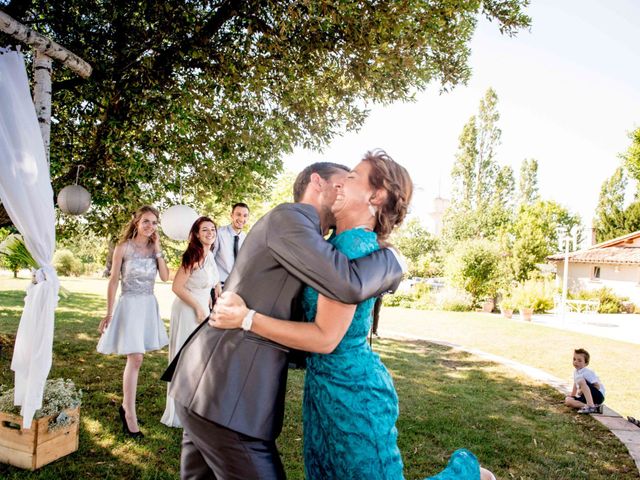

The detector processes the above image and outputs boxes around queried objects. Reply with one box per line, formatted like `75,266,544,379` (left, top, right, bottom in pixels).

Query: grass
0,276,638,479
378,308,640,418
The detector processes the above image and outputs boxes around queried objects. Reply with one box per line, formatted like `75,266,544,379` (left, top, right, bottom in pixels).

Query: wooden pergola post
0,10,92,163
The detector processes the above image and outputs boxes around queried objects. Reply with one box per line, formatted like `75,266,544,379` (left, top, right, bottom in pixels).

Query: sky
282,0,640,233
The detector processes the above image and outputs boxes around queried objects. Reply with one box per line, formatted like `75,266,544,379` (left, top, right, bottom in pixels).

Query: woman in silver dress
97,205,170,438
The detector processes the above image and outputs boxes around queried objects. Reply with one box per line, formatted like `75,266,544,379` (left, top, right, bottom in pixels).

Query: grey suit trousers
176,403,286,480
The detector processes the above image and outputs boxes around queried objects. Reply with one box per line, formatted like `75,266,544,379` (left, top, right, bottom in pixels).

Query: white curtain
0,49,59,428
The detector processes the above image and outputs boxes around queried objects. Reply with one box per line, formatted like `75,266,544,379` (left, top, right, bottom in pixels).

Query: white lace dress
97,241,169,354
161,251,219,427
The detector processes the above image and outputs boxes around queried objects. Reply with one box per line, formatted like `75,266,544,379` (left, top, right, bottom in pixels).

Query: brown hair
574,348,590,365
118,205,160,244
293,162,350,202
181,216,217,272
362,149,413,241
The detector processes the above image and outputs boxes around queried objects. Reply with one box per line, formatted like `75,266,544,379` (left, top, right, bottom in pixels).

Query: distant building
547,230,640,303
428,196,449,236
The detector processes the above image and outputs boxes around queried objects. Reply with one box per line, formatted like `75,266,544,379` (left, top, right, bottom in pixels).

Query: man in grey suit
168,162,404,479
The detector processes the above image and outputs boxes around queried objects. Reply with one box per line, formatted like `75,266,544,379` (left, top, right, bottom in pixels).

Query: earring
368,204,377,217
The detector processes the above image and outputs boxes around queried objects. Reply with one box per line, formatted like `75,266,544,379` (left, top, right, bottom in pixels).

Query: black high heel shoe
118,405,144,439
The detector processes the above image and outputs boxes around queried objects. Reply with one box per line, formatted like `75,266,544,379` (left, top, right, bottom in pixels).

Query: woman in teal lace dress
213,151,496,480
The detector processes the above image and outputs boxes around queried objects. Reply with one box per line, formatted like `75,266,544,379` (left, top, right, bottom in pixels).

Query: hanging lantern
57,166,91,215
161,205,199,241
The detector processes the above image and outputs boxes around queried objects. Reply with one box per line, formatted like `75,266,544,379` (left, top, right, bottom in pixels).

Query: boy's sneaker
578,405,601,414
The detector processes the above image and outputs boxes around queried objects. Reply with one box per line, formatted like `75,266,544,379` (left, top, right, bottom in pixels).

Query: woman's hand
209,291,248,329
195,307,207,324
214,282,222,300
98,314,112,334
151,231,162,253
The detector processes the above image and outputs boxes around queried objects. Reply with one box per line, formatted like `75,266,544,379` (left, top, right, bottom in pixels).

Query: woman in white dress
161,216,221,427
97,205,170,438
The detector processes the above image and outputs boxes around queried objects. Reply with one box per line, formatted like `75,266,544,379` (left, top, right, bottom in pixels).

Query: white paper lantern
57,184,91,215
161,205,199,241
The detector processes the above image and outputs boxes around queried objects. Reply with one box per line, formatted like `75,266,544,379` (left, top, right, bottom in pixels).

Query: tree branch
150,0,243,73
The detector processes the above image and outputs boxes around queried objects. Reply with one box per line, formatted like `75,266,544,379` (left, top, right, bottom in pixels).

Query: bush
382,293,413,307
54,249,84,276
436,288,474,312
511,280,554,313
444,239,501,306
574,287,628,314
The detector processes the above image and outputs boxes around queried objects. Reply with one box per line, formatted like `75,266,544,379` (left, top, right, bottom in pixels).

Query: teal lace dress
302,228,480,480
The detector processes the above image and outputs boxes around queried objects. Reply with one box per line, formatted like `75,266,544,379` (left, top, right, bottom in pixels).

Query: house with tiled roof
547,230,640,303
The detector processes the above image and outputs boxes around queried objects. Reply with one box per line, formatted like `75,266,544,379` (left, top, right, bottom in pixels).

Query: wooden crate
0,407,79,470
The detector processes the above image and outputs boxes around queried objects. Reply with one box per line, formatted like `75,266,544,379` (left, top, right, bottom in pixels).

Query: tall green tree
594,166,627,243
623,127,640,183
443,88,512,244
0,1,531,235
518,158,539,205
508,200,581,282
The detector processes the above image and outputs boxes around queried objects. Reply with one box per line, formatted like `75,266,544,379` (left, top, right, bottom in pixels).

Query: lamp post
557,226,579,319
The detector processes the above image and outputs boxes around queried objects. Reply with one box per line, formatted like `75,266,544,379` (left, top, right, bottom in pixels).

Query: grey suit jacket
169,203,402,441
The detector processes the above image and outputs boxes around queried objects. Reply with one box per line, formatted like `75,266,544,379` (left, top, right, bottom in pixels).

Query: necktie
233,234,239,259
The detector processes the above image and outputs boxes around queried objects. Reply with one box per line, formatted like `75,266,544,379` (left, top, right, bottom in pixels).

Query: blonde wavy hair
118,205,160,244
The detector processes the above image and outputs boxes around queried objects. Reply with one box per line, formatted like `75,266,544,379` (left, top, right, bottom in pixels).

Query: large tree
518,157,539,205
593,166,628,243
443,87,513,243
507,199,581,282
0,1,531,236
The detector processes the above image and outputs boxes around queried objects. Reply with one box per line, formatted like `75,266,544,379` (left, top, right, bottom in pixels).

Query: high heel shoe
118,405,144,439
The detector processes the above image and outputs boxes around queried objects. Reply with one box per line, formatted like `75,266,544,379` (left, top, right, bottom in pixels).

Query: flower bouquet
0,379,82,469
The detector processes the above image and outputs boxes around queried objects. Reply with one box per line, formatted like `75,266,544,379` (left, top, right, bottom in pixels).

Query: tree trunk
0,204,12,228
33,51,52,163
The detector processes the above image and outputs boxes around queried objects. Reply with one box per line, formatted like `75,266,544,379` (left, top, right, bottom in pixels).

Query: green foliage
499,294,516,311
518,158,539,205
382,283,432,310
437,288,474,311
390,218,442,277
443,88,514,245
594,166,628,243
0,1,531,237
53,249,84,276
57,225,109,266
0,228,31,277
510,279,554,313
506,200,581,282
623,127,640,185
444,239,502,304
573,287,628,314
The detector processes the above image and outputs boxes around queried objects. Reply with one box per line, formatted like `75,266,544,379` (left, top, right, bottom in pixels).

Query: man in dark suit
169,162,404,479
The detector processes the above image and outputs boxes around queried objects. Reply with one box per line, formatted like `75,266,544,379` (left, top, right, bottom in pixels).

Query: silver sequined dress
97,240,169,354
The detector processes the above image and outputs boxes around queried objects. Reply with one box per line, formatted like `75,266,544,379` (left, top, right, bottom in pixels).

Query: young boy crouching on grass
565,348,605,414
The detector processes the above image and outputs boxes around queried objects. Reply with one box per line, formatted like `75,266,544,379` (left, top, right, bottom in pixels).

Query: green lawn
0,276,638,479
378,307,640,419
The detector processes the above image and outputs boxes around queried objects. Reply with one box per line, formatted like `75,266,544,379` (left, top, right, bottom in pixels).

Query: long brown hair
181,216,217,272
118,205,160,244
362,150,413,242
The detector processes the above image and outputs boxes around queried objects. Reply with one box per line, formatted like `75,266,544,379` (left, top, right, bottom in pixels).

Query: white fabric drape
0,49,59,428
